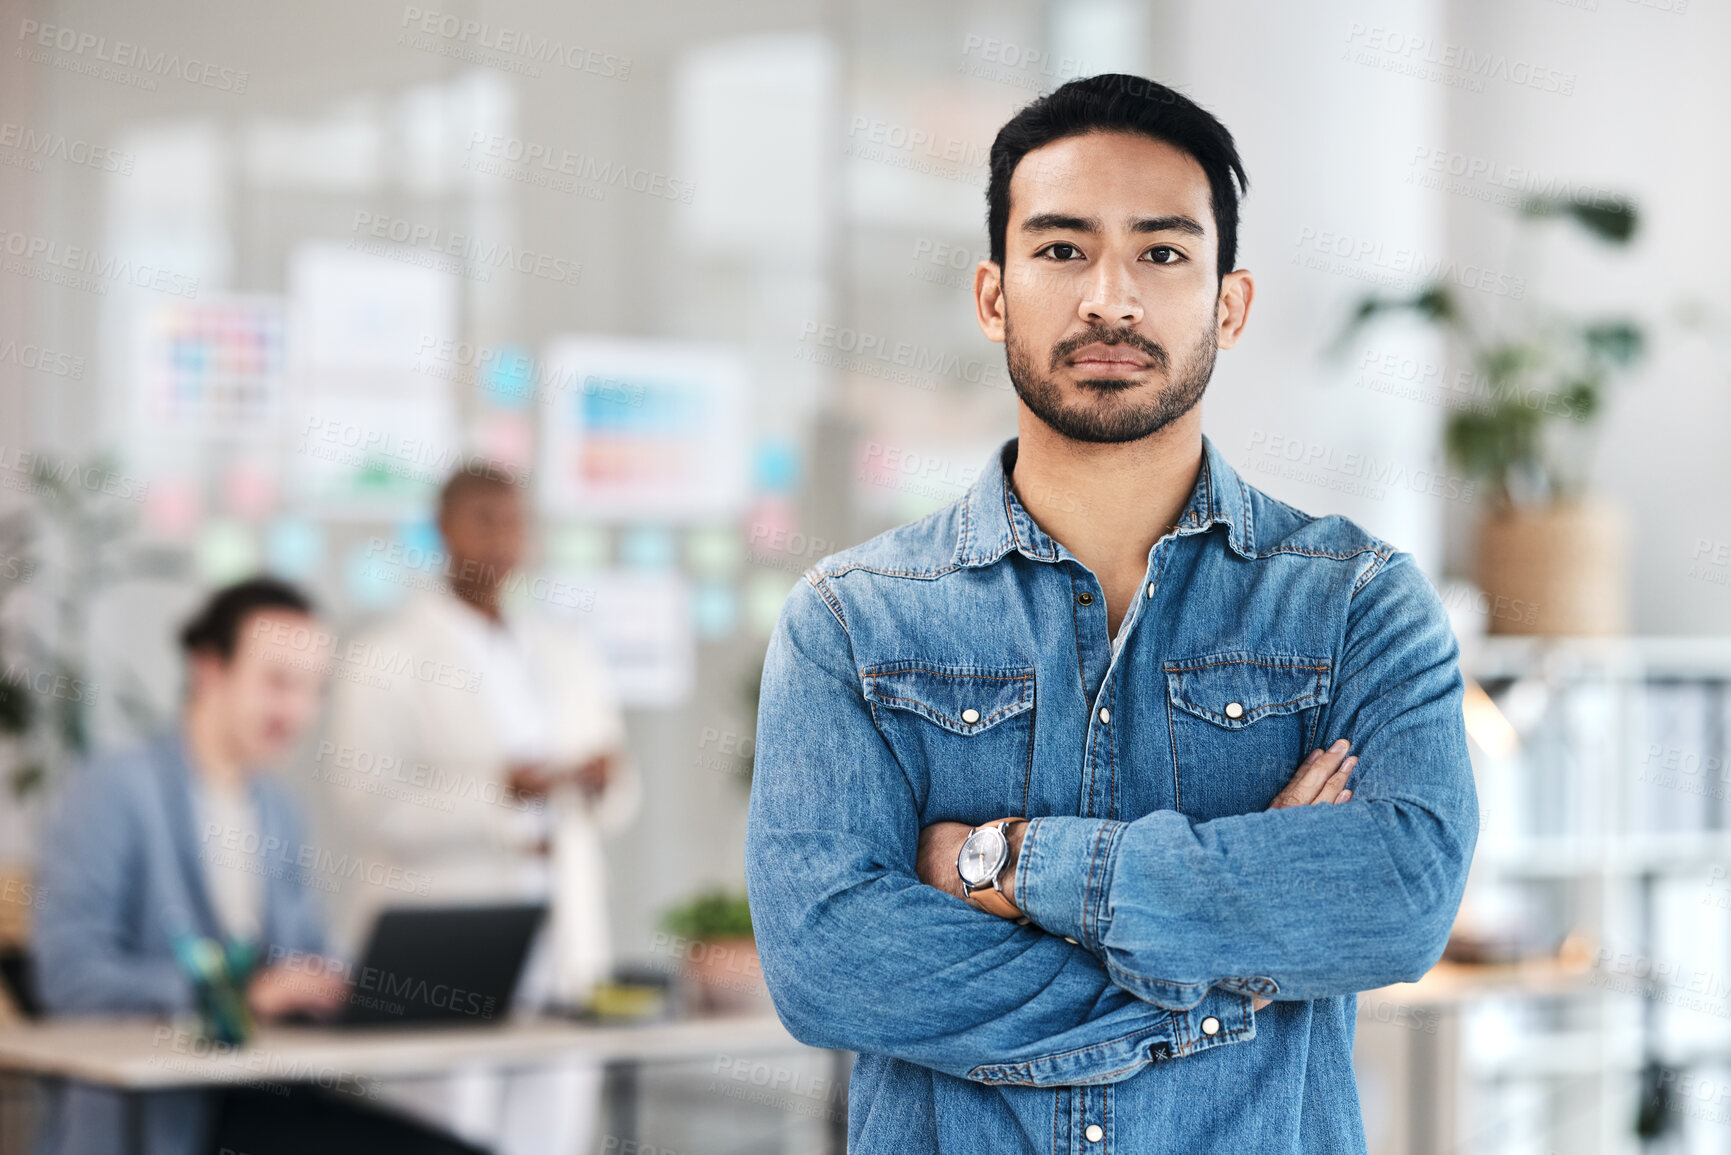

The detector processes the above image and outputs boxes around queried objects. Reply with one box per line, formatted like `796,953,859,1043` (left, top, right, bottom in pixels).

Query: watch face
957,826,1008,887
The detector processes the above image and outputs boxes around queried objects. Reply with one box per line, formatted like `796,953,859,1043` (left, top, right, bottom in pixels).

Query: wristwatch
956,817,1026,919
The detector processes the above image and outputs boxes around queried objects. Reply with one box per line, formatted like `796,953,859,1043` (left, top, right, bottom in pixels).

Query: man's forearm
747,823,1258,1083
1012,792,1473,1007
923,740,1360,1010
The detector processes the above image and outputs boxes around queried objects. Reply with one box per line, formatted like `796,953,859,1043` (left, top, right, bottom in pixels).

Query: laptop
334,903,547,1027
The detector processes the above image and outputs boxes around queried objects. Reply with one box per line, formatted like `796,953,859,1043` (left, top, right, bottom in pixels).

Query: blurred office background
0,0,1728,1152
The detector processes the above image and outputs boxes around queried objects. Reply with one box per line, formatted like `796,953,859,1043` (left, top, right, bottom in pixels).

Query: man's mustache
1049,325,1169,372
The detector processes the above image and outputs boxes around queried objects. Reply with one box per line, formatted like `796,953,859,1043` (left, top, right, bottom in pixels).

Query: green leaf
0,675,31,734
1446,402,1543,482
1560,380,1599,423
1329,284,1460,359
663,888,754,941
1410,284,1458,324
1520,194,1638,243
1582,320,1644,367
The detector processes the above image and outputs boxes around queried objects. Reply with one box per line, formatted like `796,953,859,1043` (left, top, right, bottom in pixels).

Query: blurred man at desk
31,578,351,1155
326,461,639,1155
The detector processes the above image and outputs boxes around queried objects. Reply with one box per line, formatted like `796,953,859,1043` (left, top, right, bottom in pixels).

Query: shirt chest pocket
1163,652,1332,822
861,660,1036,823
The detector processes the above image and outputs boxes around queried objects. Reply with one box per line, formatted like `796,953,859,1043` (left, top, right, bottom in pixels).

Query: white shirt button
1098,707,1110,724
1224,701,1244,719
1145,581,1155,599
1201,1015,1221,1036
961,708,980,724
1085,1124,1104,1143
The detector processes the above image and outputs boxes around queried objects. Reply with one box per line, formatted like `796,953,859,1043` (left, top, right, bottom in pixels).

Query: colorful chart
138,297,286,432
538,337,751,522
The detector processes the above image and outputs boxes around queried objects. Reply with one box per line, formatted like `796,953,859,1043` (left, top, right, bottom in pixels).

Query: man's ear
186,650,227,701
975,260,1006,344
1215,269,1255,351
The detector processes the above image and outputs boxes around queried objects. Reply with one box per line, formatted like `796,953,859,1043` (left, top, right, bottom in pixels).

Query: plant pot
680,936,770,1015
1476,499,1628,636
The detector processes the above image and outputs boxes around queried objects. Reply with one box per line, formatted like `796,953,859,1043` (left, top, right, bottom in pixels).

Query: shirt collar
955,432,1255,568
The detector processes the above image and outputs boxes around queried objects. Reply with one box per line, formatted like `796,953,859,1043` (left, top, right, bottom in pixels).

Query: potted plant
661,888,766,1014
1335,194,1644,635
0,453,162,980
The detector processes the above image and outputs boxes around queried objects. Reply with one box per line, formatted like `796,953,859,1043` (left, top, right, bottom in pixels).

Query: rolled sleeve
1014,815,1121,951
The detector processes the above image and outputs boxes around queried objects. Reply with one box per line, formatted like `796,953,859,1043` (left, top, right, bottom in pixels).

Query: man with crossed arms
746,73,1477,1154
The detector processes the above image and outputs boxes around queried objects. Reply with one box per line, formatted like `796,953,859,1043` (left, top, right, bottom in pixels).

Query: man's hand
507,753,617,802
1268,739,1357,810
573,752,614,797
245,963,349,1022
505,761,558,800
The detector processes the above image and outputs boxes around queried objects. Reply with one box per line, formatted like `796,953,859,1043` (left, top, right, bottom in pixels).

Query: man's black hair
178,576,315,662
987,74,1249,284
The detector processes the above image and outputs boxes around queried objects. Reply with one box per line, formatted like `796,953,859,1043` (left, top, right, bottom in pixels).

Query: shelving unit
1380,637,1731,1155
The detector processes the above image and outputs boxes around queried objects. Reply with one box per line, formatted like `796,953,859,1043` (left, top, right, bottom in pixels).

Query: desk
0,1013,846,1154
1358,958,1596,1155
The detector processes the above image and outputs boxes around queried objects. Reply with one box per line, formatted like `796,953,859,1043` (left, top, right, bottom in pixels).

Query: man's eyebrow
1020,212,1098,234
1132,214,1208,238
1018,212,1208,238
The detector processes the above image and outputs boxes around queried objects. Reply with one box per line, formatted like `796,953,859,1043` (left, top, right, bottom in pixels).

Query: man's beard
1005,312,1218,444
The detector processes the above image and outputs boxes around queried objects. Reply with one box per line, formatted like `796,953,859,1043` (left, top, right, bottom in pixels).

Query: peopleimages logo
464,132,695,204
957,34,1089,91
0,122,134,174
298,416,533,490
1405,145,1623,209
16,19,249,93
313,740,543,814
0,229,200,298
795,320,1011,392
1245,430,1476,505
359,537,596,612
0,448,149,500
0,338,84,379
1293,226,1525,300
0,662,95,704
1342,23,1576,96
347,212,581,286
150,1024,379,1100
266,947,498,1020
200,824,435,897
398,8,631,80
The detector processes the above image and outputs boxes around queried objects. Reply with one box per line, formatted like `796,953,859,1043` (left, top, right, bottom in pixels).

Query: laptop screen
339,903,548,1027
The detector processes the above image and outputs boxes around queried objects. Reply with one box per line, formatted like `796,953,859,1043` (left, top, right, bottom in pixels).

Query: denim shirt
745,434,1478,1154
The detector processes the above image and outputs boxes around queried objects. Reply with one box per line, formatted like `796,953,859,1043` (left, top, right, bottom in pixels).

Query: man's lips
1066,342,1152,371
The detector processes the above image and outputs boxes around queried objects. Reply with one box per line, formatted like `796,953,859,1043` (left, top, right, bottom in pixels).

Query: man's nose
1079,263,1143,326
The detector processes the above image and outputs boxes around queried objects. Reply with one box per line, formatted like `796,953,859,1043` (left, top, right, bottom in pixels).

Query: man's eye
1040,243,1083,261
1146,246,1184,264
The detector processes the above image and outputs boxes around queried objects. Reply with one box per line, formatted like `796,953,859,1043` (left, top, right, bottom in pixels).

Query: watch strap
967,880,1022,919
